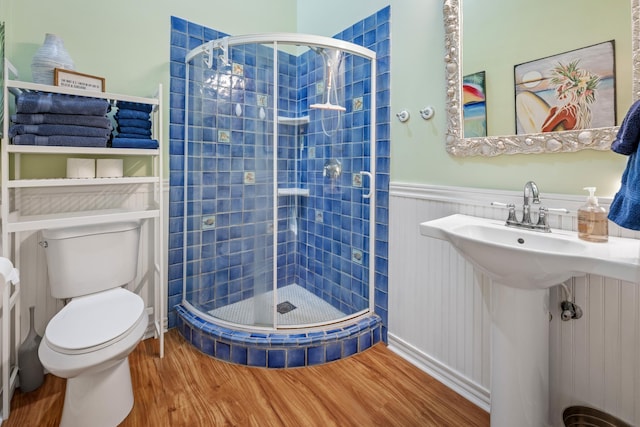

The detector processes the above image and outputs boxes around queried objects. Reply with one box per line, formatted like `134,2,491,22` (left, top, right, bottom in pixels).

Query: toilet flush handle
39,240,48,248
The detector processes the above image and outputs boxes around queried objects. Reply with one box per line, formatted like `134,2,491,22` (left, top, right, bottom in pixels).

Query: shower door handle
360,171,373,199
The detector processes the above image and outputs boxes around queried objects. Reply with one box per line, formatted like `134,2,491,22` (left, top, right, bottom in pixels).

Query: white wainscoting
388,182,640,426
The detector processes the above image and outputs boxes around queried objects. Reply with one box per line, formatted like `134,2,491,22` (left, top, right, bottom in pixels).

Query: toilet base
60,357,134,427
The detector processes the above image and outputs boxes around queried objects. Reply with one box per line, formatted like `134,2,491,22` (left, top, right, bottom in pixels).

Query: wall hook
419,106,435,120
396,110,410,122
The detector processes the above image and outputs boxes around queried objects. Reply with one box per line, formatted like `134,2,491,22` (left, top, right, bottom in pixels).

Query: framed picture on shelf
514,41,616,134
462,71,487,137
54,68,106,92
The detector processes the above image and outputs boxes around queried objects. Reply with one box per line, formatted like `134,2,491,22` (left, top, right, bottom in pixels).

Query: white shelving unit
0,259,19,424
0,59,165,420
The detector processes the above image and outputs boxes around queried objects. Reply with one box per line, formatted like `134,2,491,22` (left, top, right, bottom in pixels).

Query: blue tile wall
292,46,368,316
169,7,390,342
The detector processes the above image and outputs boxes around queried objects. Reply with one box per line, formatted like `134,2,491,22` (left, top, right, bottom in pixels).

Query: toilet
38,221,148,427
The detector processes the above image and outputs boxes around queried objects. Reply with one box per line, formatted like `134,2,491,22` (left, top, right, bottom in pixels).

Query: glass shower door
184,41,277,329
184,37,375,330
274,45,373,327
249,42,277,327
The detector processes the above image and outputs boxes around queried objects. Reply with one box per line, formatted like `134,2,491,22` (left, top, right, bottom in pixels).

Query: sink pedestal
491,282,549,427
419,213,640,426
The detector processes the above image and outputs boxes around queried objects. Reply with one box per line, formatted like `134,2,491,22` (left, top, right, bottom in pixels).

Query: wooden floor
6,329,489,426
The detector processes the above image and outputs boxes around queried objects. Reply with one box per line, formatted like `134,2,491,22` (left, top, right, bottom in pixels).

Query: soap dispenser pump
578,187,608,242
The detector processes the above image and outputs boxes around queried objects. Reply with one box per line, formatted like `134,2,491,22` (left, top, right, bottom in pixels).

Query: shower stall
181,33,376,333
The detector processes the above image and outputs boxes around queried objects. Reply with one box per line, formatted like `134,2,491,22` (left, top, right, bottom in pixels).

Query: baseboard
387,333,490,413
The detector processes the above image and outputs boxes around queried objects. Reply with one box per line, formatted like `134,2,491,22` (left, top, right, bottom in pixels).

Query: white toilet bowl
39,287,148,427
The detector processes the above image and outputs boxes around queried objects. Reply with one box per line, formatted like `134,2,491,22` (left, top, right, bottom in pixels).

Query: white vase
31,33,75,85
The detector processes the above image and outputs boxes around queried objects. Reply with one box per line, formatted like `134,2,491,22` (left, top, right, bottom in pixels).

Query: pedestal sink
420,214,640,426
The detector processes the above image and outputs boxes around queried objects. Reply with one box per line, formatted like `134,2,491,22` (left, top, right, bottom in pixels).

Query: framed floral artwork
514,41,616,134
463,71,487,137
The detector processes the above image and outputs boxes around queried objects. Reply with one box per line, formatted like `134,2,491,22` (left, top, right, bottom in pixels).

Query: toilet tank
41,221,141,299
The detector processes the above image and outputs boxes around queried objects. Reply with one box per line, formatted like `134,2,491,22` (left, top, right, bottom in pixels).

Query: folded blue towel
116,118,151,129
117,126,151,136
609,150,640,230
16,92,110,115
111,137,158,149
116,101,152,113
12,134,108,147
116,133,152,139
12,113,112,129
611,100,640,155
115,109,150,120
9,124,111,138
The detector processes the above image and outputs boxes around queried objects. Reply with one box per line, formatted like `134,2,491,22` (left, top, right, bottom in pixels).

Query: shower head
310,102,346,112
311,47,346,113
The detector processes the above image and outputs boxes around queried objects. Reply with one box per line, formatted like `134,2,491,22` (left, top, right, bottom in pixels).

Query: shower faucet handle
323,158,342,179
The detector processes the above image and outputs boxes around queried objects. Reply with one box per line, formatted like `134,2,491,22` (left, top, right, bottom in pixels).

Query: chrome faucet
491,181,569,233
522,181,540,224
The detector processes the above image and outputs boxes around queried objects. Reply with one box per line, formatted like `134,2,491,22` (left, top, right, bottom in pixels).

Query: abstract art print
514,41,616,134
463,71,487,137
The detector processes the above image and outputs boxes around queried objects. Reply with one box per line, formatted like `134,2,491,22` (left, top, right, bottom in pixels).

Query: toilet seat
45,287,145,355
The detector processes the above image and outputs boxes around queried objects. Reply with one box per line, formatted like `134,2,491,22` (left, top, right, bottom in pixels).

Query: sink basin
420,214,640,289
421,214,640,426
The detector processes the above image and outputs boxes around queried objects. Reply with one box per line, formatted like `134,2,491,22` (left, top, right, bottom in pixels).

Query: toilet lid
45,287,145,354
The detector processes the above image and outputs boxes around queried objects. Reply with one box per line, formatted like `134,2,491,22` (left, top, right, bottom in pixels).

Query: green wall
5,0,296,96
4,0,631,196
4,0,297,176
299,0,629,197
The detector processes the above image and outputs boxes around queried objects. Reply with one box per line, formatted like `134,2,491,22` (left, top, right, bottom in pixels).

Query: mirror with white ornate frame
443,0,640,157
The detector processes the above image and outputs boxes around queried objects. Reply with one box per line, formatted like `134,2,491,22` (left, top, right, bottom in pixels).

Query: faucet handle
491,202,517,223
536,206,548,227
536,206,569,231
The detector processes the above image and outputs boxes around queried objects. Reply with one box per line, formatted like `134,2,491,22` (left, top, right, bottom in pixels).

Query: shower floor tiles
209,283,345,326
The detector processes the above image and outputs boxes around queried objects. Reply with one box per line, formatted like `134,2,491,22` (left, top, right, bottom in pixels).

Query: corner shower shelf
277,188,310,197
277,116,309,125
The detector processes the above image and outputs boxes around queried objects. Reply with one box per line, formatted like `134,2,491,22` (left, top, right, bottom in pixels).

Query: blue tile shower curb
176,304,382,368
